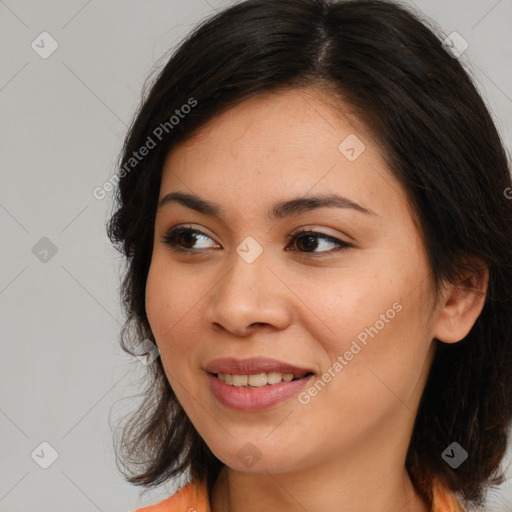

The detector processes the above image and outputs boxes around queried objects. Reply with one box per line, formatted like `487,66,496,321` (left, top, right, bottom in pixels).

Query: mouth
204,357,316,388
210,371,315,389
206,364,316,411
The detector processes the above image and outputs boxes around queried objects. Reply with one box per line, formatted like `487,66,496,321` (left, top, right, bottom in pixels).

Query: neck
210,453,430,512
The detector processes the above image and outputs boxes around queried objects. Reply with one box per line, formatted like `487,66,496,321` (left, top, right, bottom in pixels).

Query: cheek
299,263,432,390
323,292,432,418
291,272,401,355
145,258,196,339
145,262,169,339
145,262,186,381
145,259,206,383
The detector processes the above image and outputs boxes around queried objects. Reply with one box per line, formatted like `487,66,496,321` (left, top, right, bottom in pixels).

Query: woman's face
146,87,441,475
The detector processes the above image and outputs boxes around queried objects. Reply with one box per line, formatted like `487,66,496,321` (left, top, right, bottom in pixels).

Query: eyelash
160,225,353,257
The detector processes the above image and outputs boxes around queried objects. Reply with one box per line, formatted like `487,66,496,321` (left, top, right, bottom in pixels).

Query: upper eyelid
164,224,346,239
162,225,351,249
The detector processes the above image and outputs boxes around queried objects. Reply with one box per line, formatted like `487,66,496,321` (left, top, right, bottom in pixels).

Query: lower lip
207,372,315,412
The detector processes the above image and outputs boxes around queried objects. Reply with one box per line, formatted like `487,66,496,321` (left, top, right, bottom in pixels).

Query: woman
106,0,512,510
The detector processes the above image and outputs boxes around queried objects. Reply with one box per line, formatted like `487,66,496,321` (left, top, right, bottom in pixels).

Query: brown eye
173,230,199,249
287,229,353,256
294,232,319,252
160,226,352,257
161,226,217,253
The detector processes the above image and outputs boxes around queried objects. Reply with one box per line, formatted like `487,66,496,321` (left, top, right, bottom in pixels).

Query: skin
145,86,488,512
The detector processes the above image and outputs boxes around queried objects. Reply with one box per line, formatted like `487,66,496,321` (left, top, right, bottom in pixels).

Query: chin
205,439,309,475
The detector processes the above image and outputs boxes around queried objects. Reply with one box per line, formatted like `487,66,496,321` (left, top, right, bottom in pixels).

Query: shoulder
132,479,210,512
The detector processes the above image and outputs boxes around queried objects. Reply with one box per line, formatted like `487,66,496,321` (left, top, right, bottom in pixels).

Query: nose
204,246,293,337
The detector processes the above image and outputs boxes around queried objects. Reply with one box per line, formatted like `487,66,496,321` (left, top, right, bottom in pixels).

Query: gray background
1,0,511,510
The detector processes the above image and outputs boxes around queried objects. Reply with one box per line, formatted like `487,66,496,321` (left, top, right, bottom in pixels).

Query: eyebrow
157,191,378,220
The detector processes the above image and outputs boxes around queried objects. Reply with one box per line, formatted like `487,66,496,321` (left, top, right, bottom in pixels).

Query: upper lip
204,357,315,376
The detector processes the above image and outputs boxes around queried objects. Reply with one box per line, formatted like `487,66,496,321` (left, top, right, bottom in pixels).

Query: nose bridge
206,235,290,334
220,236,271,304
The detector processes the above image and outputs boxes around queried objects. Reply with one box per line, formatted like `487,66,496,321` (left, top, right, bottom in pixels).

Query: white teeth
248,373,267,387
266,371,283,384
217,371,304,387
232,374,248,387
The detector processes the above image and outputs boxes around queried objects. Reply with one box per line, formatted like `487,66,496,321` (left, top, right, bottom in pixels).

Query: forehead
159,87,411,224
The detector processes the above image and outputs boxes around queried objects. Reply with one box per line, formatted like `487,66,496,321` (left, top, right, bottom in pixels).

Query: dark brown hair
106,0,512,508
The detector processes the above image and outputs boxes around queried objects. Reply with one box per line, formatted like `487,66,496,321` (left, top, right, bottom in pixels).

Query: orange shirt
132,477,468,512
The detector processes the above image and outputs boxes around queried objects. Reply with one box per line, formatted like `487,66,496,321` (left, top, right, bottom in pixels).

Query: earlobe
433,263,489,344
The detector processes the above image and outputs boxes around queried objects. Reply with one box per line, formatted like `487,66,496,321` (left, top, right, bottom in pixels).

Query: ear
433,261,489,344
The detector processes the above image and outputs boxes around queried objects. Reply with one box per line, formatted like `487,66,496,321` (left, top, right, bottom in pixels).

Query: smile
215,371,312,388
